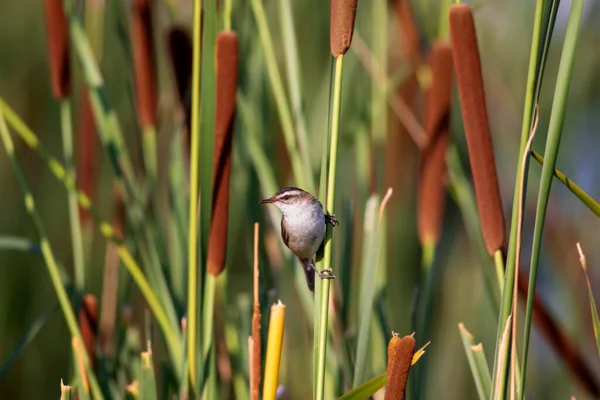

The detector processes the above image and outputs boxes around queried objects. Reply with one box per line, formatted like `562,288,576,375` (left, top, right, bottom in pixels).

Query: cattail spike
330,0,358,57
385,334,417,400
418,42,453,246
76,91,98,226
79,294,98,367
449,4,505,255
206,31,239,276
43,0,71,98
131,0,157,128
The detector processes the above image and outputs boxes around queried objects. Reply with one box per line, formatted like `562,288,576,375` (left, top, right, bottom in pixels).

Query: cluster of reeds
1,0,600,399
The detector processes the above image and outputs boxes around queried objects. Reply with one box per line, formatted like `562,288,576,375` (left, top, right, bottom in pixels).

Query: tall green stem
60,100,85,291
0,111,103,400
520,0,584,396
315,55,344,400
187,0,203,389
491,0,546,395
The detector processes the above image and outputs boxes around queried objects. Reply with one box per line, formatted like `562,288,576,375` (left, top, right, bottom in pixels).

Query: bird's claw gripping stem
318,268,335,279
325,214,339,226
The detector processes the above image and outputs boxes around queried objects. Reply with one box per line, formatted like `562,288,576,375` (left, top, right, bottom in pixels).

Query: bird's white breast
281,203,325,258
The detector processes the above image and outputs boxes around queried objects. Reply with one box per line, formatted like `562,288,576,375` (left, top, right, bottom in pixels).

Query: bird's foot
325,214,339,227
318,268,336,279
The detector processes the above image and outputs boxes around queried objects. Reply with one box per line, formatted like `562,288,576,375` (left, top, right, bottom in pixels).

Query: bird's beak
259,197,273,204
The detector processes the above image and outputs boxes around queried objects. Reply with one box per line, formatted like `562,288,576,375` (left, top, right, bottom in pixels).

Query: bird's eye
282,195,290,201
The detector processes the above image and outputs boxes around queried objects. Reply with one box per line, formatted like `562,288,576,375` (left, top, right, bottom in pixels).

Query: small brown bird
260,187,339,291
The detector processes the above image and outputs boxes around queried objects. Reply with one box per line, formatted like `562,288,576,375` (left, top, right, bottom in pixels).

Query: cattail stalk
76,91,98,227
79,294,98,367
385,333,416,400
417,42,453,250
330,0,358,57
251,223,262,400
167,27,193,138
449,4,505,256
99,186,125,356
43,0,71,99
44,0,86,291
262,301,285,400
206,31,239,276
131,0,157,128
131,0,158,189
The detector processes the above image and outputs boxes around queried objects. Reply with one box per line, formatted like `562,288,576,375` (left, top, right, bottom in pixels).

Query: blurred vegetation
0,0,600,399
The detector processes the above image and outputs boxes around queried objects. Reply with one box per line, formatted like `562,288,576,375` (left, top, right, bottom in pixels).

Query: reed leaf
521,1,584,395
458,323,491,400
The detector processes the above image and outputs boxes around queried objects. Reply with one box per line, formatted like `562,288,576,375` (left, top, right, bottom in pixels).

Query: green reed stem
249,0,314,193
0,111,103,400
491,0,546,395
0,99,183,377
315,54,344,400
530,151,600,218
187,0,203,390
60,99,85,291
520,1,584,396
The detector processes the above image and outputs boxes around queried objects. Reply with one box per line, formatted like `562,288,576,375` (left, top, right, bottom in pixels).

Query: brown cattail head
131,0,157,128
77,91,98,226
79,294,98,367
449,4,505,255
394,0,422,63
43,0,71,98
206,32,239,276
112,184,126,240
167,27,193,112
330,0,358,57
417,42,453,246
385,333,416,400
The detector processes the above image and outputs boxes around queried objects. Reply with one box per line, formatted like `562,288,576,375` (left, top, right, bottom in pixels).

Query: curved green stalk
520,1,584,396
530,151,600,218
315,55,344,400
491,0,546,395
0,112,103,400
249,0,313,193
0,101,183,377
187,0,203,390
60,100,85,291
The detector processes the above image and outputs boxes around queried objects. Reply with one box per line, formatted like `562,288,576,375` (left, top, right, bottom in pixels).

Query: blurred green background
1,0,600,398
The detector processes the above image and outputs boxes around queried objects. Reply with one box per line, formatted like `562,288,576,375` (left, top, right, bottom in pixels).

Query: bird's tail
300,258,315,292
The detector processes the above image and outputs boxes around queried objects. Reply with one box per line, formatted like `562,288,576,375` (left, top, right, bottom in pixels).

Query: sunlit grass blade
0,306,57,379
577,243,600,357
521,1,584,396
339,373,387,400
354,189,393,387
530,151,600,218
0,111,103,399
60,379,72,400
140,344,158,400
187,0,203,389
458,323,491,400
72,337,91,400
0,103,182,375
493,315,512,400
249,0,313,192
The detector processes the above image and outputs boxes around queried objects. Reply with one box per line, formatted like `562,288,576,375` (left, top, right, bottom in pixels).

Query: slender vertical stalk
520,0,584,396
315,55,343,400
187,0,203,389
491,0,546,393
61,100,85,291
0,112,103,400
262,301,286,400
